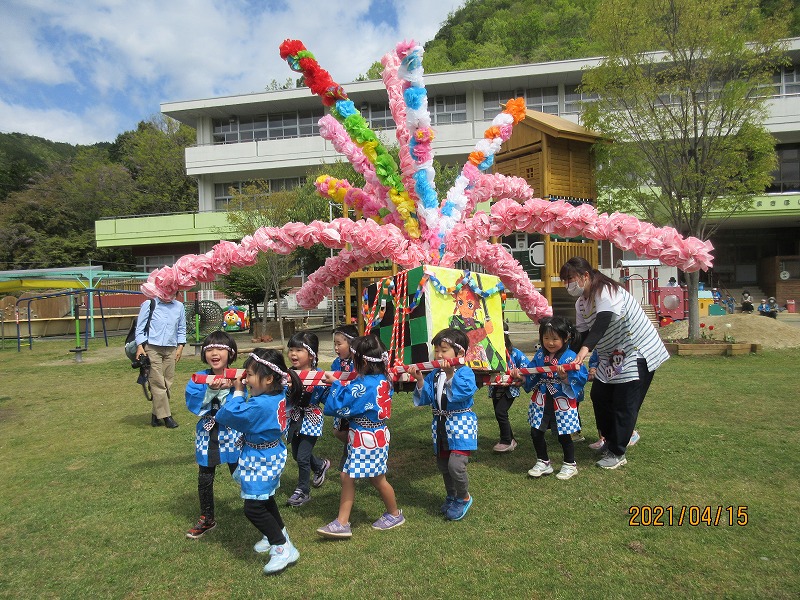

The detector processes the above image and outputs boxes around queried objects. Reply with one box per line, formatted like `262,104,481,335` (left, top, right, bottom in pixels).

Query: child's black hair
200,330,238,366
243,348,301,404
353,334,389,377
431,328,470,357
287,331,320,367
333,324,359,340
538,316,575,351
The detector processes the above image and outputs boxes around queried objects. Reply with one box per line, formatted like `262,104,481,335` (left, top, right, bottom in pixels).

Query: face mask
566,279,584,297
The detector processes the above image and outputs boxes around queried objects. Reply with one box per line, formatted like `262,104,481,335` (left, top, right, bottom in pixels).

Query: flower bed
663,341,761,356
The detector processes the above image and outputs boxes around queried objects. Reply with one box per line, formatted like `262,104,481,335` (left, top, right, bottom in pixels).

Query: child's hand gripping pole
491,362,582,386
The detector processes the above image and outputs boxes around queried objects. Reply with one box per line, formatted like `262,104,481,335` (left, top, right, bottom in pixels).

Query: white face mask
566,279,585,297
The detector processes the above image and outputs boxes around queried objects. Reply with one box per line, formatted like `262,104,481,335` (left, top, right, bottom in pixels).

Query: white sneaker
263,541,299,574
627,430,640,447
527,459,553,477
254,527,290,554
556,462,578,480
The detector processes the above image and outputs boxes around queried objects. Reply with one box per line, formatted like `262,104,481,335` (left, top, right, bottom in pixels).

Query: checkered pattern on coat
343,442,389,479
298,405,324,437
432,412,478,449
527,391,581,435
234,448,287,500
195,423,240,466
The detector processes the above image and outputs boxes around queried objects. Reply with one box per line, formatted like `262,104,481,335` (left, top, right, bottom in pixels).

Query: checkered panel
218,426,240,462
237,449,287,482
344,444,389,479
446,412,478,441
554,409,581,435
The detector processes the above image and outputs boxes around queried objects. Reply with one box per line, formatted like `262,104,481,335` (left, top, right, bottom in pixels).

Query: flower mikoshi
364,266,506,387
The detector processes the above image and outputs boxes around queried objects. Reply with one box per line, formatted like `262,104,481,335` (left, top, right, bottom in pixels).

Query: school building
94,37,800,309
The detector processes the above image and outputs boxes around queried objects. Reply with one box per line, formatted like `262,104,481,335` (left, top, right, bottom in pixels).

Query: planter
663,342,760,356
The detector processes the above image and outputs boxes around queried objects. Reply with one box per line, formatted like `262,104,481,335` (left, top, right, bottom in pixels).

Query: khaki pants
146,345,176,419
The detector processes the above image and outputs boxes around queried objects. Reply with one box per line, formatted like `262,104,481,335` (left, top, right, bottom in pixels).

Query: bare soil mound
658,313,800,349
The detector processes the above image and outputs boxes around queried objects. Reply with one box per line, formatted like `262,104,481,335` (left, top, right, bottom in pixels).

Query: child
285,332,331,507
185,331,240,539
408,328,477,521
317,334,404,538
488,333,528,453
214,349,302,575
331,324,359,468
514,317,588,481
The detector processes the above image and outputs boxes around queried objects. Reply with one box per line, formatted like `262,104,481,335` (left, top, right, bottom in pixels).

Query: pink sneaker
588,438,606,451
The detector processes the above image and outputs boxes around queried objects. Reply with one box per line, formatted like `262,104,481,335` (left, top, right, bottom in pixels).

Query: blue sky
0,0,464,145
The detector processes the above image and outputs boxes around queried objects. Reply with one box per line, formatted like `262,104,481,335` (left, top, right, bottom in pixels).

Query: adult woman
559,257,669,470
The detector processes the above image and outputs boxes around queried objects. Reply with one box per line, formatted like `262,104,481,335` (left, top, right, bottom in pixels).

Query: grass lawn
0,340,798,599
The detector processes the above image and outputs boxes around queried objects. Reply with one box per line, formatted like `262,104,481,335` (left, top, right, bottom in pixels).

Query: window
359,103,393,130
212,108,323,144
430,94,467,125
137,255,178,272
214,178,306,211
563,85,598,114
766,144,800,194
483,90,524,120
782,65,800,96
526,87,559,114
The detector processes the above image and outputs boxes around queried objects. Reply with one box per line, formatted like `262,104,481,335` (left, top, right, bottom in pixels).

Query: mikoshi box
364,265,507,378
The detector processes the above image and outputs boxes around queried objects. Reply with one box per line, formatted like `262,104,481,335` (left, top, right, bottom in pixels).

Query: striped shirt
575,286,669,383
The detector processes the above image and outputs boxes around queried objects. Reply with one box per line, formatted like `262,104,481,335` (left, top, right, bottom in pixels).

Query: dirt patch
658,313,800,349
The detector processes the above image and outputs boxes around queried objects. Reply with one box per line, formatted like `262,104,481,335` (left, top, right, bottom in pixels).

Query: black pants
243,498,286,545
590,358,654,456
491,391,516,444
530,428,575,463
291,432,323,494
198,462,237,519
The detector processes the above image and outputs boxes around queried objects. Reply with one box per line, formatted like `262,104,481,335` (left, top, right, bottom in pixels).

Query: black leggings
530,428,575,464
198,463,237,519
243,498,286,545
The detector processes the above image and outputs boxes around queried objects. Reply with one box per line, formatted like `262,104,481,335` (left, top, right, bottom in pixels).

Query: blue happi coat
185,370,240,467
413,365,478,453
522,348,588,435
215,390,288,500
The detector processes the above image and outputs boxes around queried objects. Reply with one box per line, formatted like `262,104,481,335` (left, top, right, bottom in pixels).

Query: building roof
520,109,604,142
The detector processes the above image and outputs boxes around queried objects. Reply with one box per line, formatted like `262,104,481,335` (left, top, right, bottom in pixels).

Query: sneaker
263,542,299,575
372,510,405,530
317,519,352,539
286,489,310,507
596,453,628,470
440,495,456,514
493,439,518,453
589,438,606,451
570,432,586,443
527,459,553,478
186,515,216,539
254,527,290,554
312,458,331,488
446,495,473,521
627,430,640,447
556,462,578,480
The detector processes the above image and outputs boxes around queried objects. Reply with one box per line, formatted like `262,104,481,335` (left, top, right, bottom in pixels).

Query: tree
221,184,304,349
581,0,789,339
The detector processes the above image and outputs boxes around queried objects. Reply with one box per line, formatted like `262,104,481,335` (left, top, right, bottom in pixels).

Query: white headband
248,353,288,384
363,351,389,364
204,343,233,353
440,338,465,355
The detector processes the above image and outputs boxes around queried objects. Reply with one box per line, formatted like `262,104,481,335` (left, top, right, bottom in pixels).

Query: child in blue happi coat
488,332,528,453
408,328,478,521
317,334,404,539
331,324,360,469
215,349,303,575
285,332,331,507
185,331,240,539
513,317,588,481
